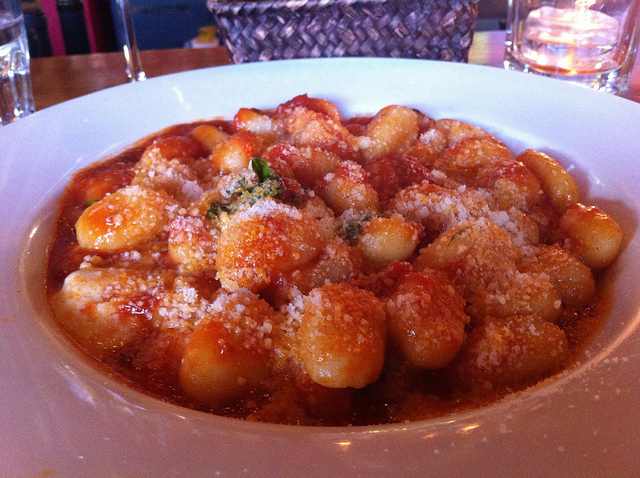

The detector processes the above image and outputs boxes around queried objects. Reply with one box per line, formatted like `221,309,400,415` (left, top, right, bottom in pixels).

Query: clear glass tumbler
0,0,34,125
505,0,640,95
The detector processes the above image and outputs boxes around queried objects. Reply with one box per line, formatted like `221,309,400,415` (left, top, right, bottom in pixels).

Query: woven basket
207,0,479,64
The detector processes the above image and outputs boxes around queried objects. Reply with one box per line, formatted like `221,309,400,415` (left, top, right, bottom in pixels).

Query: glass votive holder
504,0,640,95
0,0,35,125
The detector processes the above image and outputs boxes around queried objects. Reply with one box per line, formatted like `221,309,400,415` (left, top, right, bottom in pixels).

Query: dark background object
57,0,91,53
22,0,54,57
477,0,508,30
110,0,215,50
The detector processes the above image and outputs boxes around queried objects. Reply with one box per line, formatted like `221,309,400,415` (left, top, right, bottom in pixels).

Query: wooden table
31,31,640,111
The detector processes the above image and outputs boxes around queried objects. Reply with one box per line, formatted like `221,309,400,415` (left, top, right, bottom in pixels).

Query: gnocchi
360,105,419,162
452,315,570,390
179,290,279,406
385,271,469,368
294,283,387,389
47,95,622,426
216,199,325,292
517,149,579,215
355,216,422,269
75,184,177,251
559,203,623,269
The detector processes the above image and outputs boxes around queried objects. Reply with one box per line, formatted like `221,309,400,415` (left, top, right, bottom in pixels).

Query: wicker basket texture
208,0,479,64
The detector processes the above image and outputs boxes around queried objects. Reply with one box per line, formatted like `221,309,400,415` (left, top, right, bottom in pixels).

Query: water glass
504,0,640,95
114,0,145,82
0,0,34,125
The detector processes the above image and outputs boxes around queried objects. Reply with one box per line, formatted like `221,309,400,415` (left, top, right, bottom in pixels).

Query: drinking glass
504,0,640,94
0,0,34,125
114,0,145,82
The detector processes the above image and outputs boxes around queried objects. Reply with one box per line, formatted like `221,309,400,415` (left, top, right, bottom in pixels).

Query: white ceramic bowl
1,58,638,477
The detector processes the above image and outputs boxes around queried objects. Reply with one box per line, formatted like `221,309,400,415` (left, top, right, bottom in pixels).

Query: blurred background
22,0,508,57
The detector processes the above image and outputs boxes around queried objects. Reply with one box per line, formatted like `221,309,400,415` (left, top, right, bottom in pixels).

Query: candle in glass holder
504,0,640,94
520,4,620,74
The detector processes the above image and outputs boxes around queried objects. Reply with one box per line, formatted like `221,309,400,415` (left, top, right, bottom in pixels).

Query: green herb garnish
252,157,279,183
448,227,470,246
205,202,230,219
82,199,100,208
344,221,362,244
206,158,284,219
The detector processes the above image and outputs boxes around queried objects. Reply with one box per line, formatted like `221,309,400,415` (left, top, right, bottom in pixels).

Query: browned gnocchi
47,95,622,426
